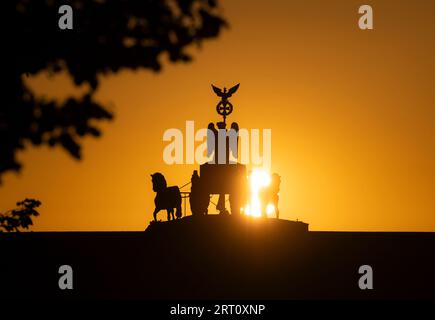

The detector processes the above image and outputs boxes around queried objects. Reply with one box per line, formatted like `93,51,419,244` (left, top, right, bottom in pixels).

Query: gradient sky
1,0,434,231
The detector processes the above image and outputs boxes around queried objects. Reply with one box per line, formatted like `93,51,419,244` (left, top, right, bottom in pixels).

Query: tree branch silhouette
2,0,227,182
0,198,41,232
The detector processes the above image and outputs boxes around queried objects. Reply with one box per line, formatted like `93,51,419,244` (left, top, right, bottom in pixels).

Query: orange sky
1,0,435,231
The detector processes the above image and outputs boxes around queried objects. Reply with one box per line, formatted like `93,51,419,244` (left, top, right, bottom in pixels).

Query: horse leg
175,205,182,219
153,208,160,222
167,209,173,221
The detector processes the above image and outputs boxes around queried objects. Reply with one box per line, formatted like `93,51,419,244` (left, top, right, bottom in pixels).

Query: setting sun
243,169,274,217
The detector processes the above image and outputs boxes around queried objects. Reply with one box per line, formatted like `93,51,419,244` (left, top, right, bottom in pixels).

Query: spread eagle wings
211,83,240,97
211,84,224,97
227,83,240,96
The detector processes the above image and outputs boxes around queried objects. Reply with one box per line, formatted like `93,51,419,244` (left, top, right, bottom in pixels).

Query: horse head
151,172,167,192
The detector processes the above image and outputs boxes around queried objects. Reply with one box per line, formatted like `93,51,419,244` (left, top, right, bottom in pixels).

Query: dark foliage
1,0,227,182
0,198,41,232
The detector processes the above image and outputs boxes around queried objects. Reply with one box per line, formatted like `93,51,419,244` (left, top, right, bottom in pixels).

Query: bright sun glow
266,204,275,215
244,169,274,217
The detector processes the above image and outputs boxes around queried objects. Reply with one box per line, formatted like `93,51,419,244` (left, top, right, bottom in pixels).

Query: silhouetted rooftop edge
145,214,309,234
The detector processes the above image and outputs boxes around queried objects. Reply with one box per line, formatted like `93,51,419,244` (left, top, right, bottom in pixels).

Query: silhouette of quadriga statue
151,173,182,222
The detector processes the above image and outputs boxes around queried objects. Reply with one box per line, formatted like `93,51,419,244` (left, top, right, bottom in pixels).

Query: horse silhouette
151,173,182,222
